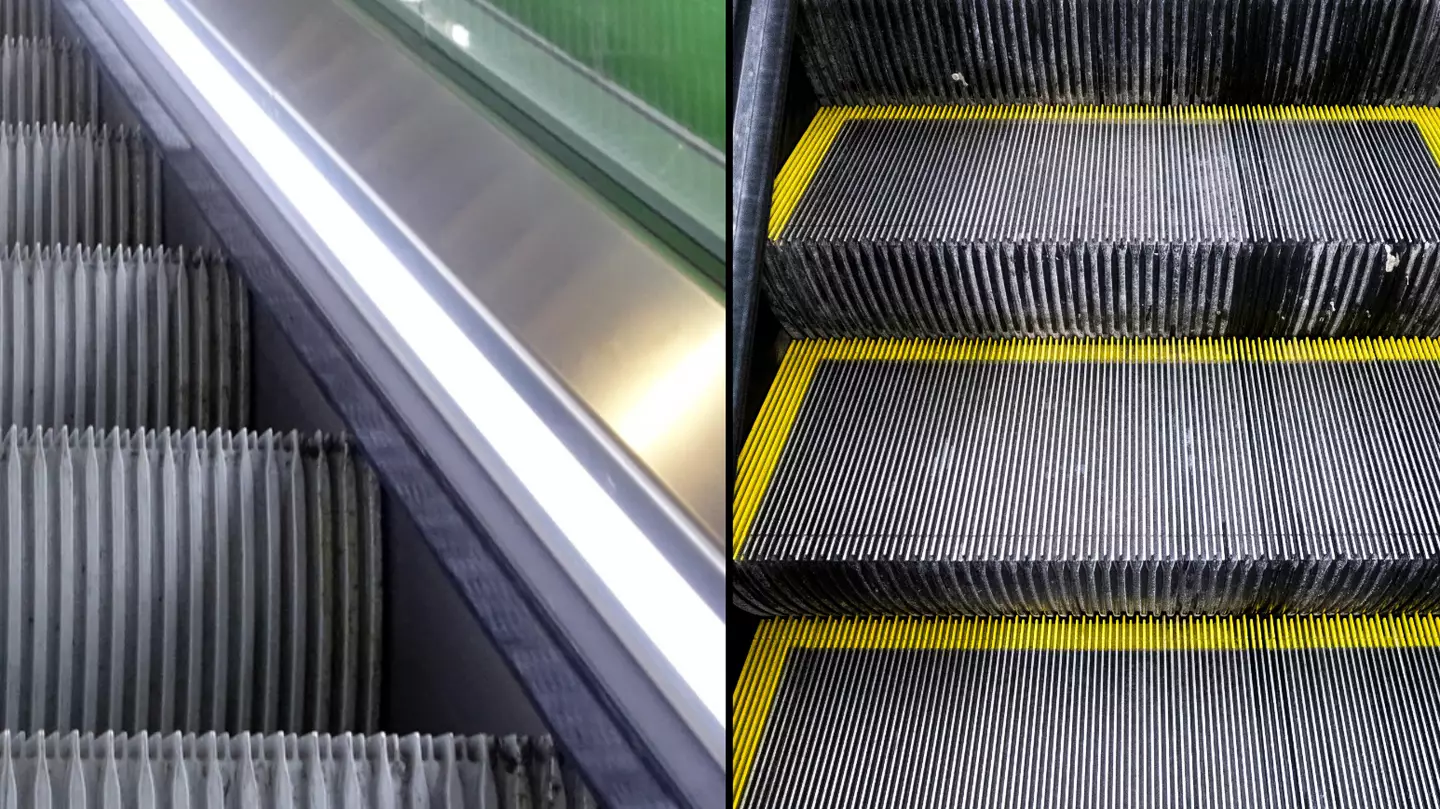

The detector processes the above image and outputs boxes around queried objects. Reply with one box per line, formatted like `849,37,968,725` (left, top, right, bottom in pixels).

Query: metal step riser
0,37,97,126
0,124,160,249
0,427,382,736
0,246,248,432
0,0,49,41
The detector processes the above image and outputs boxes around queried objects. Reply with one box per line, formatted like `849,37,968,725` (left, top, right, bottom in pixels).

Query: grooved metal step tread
795,0,1440,107
0,427,381,736
0,123,159,249
0,37,96,126
736,337,1440,615
766,106,1440,339
0,731,596,807
0,0,48,41
0,245,249,431
734,614,1440,808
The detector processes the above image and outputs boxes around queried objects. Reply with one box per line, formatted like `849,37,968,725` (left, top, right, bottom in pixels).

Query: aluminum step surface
0,731,596,807
0,0,47,40
0,245,249,431
765,106,1440,339
735,336,1440,615
794,0,1440,107
0,38,95,126
0,427,381,736
734,614,1440,808
0,124,160,249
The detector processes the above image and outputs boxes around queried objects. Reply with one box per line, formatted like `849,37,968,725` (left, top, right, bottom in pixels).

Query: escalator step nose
0,426,382,736
0,730,598,807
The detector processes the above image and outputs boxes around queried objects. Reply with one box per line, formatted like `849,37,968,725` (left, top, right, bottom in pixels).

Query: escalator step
0,0,46,40
735,336,1440,616
0,730,596,807
0,427,381,736
766,106,1440,339
0,245,249,431
0,123,160,248
795,0,1440,107
734,614,1440,808
0,37,96,126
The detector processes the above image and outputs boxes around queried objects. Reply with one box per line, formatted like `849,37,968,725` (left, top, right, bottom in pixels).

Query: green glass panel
370,0,724,268
480,0,724,149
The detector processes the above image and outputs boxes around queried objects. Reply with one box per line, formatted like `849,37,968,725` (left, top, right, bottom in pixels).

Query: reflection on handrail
615,324,724,455
373,0,725,262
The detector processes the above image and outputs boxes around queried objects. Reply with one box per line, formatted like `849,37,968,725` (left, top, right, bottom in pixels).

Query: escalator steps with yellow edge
795,0,1440,107
735,336,1440,616
734,614,1440,808
765,106,1440,339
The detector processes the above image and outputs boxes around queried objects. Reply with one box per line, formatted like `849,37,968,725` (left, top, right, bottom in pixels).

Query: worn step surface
735,614,1440,808
766,106,1440,339
736,337,1440,615
795,0,1440,107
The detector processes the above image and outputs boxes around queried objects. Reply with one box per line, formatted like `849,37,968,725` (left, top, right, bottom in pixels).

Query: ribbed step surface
736,337,1440,615
0,124,159,248
0,427,381,736
0,38,96,125
767,106,1440,339
0,731,595,807
795,0,1440,107
0,246,248,431
735,615,1440,808
0,0,47,40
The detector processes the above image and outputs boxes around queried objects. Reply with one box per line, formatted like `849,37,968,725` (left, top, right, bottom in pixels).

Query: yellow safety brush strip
731,613,1440,807
733,336,1440,558
766,105,1440,239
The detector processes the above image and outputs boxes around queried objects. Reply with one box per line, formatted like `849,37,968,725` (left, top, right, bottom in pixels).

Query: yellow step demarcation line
767,104,1440,239
731,613,1440,808
732,336,1440,558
